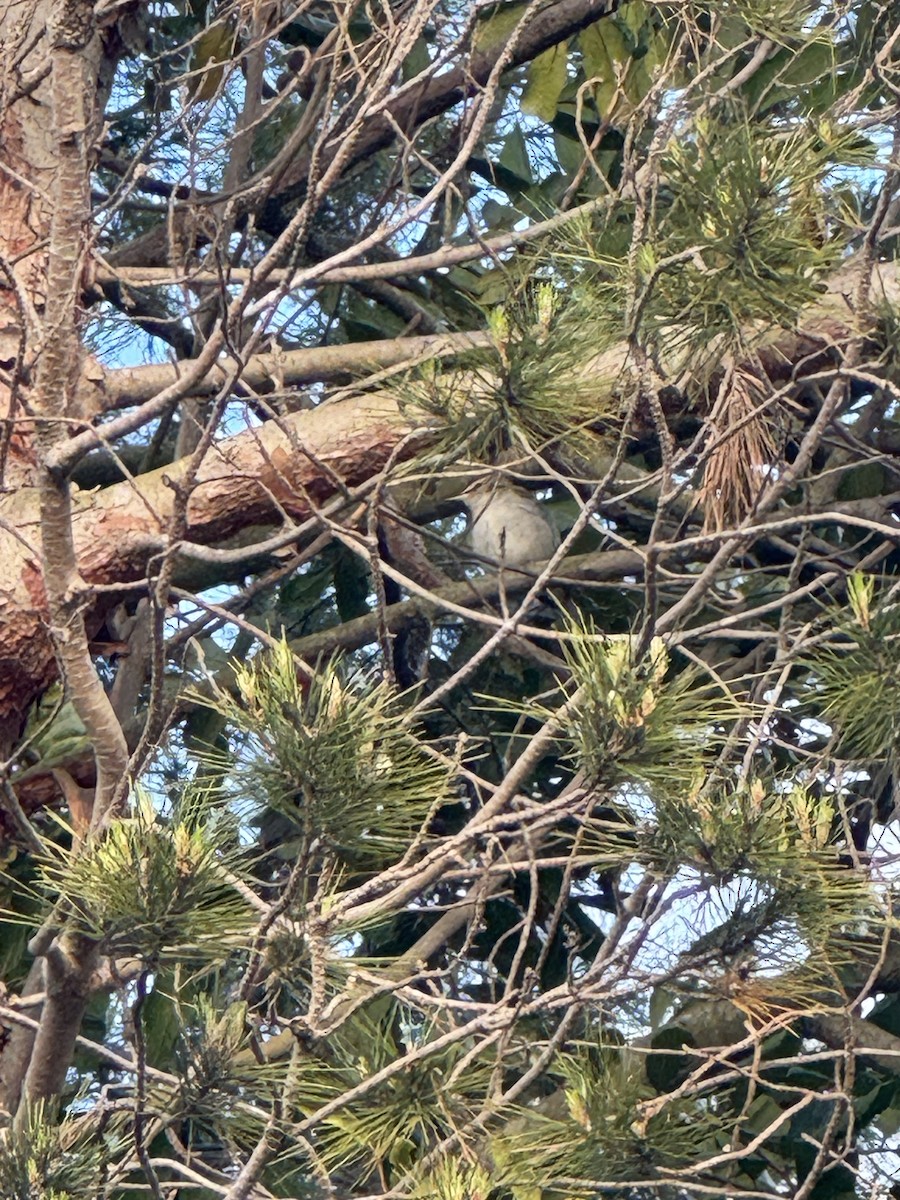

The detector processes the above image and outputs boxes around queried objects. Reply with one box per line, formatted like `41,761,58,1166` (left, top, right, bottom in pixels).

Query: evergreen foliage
3,2,900,1198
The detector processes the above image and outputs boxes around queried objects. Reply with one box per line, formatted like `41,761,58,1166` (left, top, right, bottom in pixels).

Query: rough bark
0,260,896,738
0,0,63,487
0,0,131,1123
0,393,421,732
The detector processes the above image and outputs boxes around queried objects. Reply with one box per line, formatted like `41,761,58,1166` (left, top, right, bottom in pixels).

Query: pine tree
1,2,900,1198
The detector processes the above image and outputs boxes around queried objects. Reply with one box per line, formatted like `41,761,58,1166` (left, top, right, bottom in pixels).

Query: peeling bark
0,0,134,1121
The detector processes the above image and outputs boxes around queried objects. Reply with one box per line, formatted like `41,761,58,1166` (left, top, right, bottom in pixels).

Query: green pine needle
194,639,453,874
37,790,253,964
0,1100,104,1200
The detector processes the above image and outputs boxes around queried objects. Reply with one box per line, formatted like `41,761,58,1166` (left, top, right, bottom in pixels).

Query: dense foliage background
3,1,900,1197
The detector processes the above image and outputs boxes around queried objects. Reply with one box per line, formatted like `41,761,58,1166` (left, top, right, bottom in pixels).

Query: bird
462,479,559,568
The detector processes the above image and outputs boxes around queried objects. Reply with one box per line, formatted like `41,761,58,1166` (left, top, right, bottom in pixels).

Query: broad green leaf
646,1023,694,1092
580,18,629,115
744,1092,784,1133
481,198,519,228
443,264,489,296
620,0,648,36
554,129,584,175
781,39,836,87
333,544,371,623
522,44,569,123
836,461,887,500
498,126,533,187
854,1079,898,1128
624,56,653,106
344,292,405,339
876,1104,900,1137
473,0,529,52
581,21,612,83
141,982,181,1069
475,266,515,306
402,34,430,82
869,992,900,1037
649,985,675,1032
533,170,569,207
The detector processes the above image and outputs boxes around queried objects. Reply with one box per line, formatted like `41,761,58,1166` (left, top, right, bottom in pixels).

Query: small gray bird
462,480,559,567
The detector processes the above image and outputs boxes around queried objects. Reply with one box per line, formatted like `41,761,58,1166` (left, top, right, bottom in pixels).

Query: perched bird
462,479,559,567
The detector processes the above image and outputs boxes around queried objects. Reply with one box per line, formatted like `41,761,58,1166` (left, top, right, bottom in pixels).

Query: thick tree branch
80,330,491,415
0,393,423,726
2,257,897,735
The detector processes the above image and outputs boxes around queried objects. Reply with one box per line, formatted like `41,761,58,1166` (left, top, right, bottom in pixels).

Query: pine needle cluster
406,280,616,465
487,1044,716,1195
570,113,871,372
36,792,252,963
197,639,452,874
559,626,734,795
163,995,280,1144
0,1102,104,1200
280,1004,481,1180
805,573,900,760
